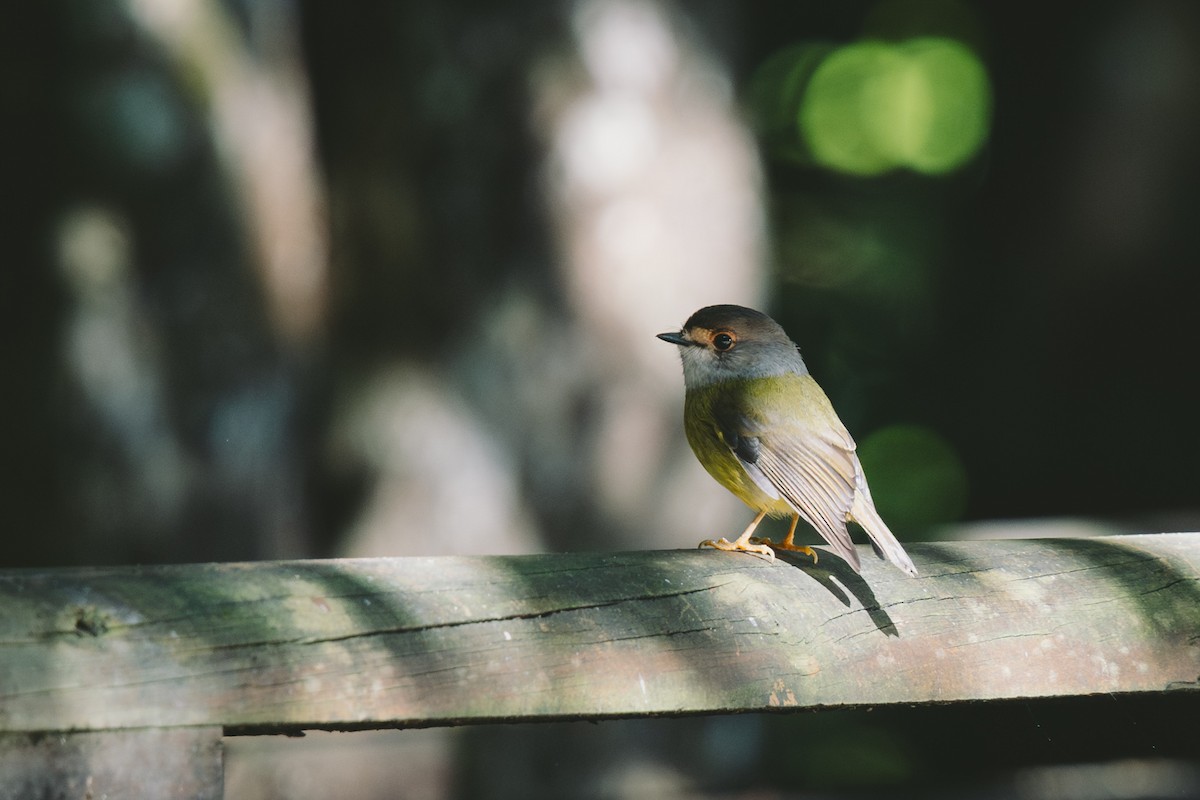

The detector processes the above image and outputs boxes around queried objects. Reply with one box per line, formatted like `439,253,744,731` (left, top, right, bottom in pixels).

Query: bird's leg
699,509,775,560
750,513,818,563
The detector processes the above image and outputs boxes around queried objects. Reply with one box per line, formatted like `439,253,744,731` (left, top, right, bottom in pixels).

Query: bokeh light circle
798,37,991,176
856,424,969,533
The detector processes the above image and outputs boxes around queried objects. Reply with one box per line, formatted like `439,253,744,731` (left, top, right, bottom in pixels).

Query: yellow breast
682,378,795,517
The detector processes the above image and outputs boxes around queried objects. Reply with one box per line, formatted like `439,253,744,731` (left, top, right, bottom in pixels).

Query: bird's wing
718,422,782,501
714,375,862,569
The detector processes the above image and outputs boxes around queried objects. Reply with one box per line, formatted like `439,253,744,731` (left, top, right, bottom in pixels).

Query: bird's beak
656,330,693,347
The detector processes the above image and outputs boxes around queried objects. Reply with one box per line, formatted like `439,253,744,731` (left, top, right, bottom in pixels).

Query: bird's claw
698,537,776,561
749,537,818,564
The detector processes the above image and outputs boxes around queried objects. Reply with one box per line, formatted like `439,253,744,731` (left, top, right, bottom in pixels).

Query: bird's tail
850,480,918,577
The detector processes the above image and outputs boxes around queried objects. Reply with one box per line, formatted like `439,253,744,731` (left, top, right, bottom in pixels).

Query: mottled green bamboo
0,534,1197,736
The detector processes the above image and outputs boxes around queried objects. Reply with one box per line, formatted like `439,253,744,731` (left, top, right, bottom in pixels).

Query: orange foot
698,536,775,561
749,513,818,563
697,509,775,561
748,537,817,563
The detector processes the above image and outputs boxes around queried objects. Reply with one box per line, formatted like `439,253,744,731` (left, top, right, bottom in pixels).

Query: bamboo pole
0,534,1196,737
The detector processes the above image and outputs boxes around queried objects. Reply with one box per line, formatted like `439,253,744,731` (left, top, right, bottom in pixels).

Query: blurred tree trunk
2,1,312,566
1,6,66,565
298,3,765,797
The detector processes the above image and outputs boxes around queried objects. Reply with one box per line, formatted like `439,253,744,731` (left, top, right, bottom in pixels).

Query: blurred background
4,0,1200,797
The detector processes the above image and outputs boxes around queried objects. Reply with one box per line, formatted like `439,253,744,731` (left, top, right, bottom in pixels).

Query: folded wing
714,375,862,570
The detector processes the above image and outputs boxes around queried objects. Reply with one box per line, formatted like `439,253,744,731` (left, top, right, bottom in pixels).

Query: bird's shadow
775,550,899,637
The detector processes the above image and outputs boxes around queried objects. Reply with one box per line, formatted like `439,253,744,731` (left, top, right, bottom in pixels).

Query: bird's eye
712,332,735,352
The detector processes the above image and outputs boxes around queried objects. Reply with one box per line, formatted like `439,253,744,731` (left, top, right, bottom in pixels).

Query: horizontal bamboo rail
3,533,1197,732
1,533,1197,797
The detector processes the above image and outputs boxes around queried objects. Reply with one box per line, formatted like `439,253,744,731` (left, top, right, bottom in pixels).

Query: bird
658,304,918,576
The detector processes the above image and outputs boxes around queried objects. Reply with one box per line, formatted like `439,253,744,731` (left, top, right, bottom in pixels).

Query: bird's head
657,304,808,389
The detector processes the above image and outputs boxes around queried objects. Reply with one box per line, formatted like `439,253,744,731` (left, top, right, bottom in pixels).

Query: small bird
658,304,917,576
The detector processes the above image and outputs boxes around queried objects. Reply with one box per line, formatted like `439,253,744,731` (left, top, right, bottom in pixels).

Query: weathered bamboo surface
0,534,1197,735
